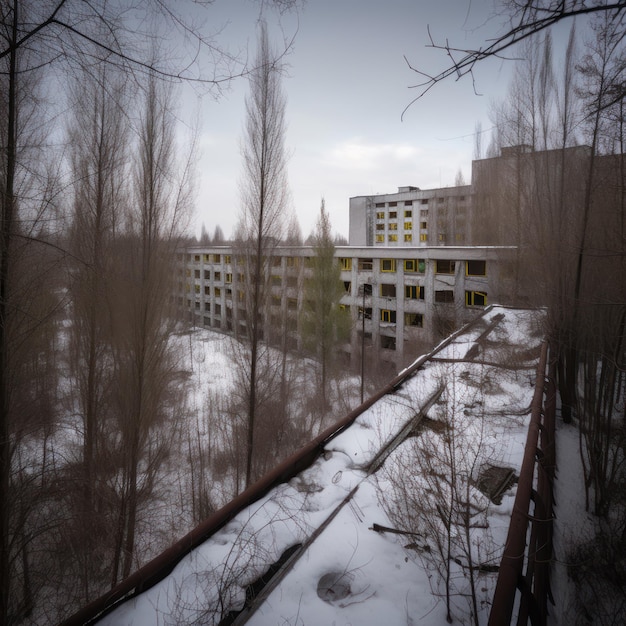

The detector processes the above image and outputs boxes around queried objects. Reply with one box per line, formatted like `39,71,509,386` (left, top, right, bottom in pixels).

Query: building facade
178,245,514,368
348,184,473,248
180,143,625,368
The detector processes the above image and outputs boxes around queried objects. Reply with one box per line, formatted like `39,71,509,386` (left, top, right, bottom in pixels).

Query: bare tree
200,222,212,245
0,3,66,620
380,366,497,625
109,71,192,584
0,2,301,619
237,21,290,488
284,212,303,245
476,31,585,418
65,61,130,599
574,9,626,518
213,224,225,244
403,0,625,113
475,14,626,620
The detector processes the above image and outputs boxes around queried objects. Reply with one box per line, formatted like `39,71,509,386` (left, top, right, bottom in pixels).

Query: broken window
465,291,487,307
358,307,372,320
435,260,455,274
380,335,396,350
466,260,487,276
404,312,423,327
380,283,396,297
435,290,454,303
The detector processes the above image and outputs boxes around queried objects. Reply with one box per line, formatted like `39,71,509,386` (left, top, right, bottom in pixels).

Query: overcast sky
189,0,517,240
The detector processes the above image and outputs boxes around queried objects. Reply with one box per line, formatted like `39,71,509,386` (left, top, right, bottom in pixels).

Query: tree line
407,3,626,621
0,2,333,624
0,1,358,622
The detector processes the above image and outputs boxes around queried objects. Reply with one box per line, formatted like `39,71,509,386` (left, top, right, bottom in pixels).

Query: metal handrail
488,342,556,625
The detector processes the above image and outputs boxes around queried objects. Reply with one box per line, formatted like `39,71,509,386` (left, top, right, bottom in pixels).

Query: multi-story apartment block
349,184,472,247
178,245,514,368
183,142,626,367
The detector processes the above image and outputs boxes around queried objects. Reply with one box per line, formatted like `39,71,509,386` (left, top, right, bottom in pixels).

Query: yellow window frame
465,290,487,306
380,258,396,272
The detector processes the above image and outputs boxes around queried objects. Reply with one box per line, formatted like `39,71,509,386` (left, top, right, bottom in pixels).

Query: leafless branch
402,1,626,118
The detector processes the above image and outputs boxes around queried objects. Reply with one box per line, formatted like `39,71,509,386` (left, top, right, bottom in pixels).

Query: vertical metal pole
360,285,365,403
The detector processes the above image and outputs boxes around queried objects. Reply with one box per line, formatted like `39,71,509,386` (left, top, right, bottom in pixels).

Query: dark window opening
466,260,487,276
404,313,423,327
465,291,487,307
381,336,396,350
380,283,396,298
435,260,455,274
435,290,455,303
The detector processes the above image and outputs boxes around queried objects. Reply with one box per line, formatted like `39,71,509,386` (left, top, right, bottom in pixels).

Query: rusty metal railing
489,342,556,625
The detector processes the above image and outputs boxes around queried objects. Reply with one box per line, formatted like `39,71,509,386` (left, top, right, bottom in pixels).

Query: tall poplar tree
237,21,289,488
67,63,129,598
109,72,191,584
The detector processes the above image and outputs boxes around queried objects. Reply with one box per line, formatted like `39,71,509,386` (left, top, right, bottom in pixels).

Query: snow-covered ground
99,306,547,626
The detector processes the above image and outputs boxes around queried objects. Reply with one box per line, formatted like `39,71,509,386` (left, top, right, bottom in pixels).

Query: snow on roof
94,306,545,626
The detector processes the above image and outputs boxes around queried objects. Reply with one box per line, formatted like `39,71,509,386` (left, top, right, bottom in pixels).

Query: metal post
360,284,365,403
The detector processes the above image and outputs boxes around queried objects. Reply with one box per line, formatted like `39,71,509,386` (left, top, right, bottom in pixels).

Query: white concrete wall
180,245,515,370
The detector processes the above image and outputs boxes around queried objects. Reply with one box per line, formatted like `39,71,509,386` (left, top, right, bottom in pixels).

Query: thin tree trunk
122,430,140,579
0,3,18,620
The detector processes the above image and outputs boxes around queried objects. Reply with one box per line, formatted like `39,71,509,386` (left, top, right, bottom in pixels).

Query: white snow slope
99,306,546,626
